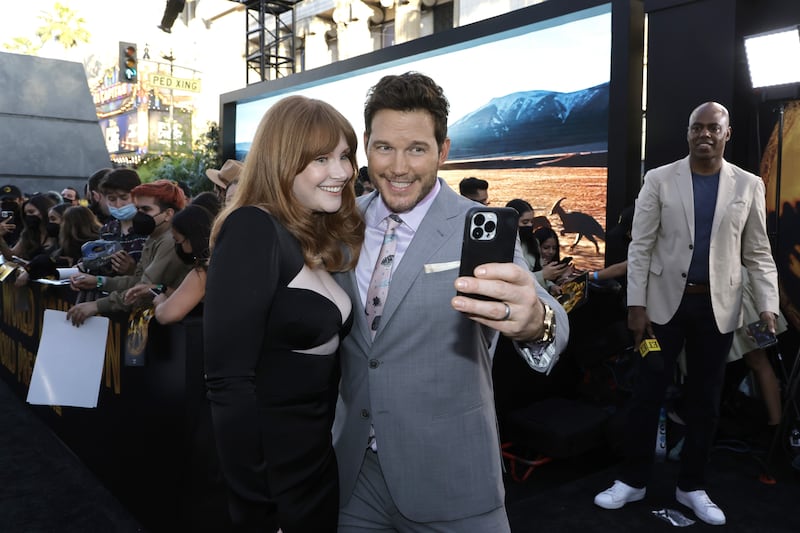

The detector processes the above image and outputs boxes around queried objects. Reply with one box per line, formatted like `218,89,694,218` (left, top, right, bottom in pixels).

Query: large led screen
227,2,612,271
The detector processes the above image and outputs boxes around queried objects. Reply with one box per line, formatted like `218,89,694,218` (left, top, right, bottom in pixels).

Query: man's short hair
364,72,450,149
100,168,141,193
87,168,113,197
459,177,488,197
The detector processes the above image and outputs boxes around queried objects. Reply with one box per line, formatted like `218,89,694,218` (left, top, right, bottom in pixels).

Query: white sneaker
675,488,726,525
594,480,646,509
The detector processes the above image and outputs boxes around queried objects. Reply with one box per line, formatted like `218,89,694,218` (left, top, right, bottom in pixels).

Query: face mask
131,211,156,235
109,203,137,221
174,243,197,265
46,222,61,238
24,215,41,230
518,226,534,239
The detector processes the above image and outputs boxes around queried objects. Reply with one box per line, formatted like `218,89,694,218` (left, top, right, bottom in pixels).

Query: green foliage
135,122,221,197
3,37,42,55
3,2,90,53
36,2,91,49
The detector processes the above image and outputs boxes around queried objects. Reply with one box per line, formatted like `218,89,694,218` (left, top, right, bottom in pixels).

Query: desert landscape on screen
440,166,608,272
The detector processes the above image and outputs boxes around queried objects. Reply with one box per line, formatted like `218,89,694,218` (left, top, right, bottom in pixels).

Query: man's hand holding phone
452,206,547,341
453,261,546,341
0,213,15,237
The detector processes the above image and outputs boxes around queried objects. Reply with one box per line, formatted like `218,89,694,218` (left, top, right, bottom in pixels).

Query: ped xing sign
150,74,202,93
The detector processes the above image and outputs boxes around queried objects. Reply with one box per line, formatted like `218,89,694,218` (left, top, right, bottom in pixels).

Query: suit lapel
711,160,735,241
375,181,464,339
339,268,372,345
675,156,695,242
345,192,381,345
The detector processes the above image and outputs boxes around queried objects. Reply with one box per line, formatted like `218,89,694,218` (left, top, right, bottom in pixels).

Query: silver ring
502,303,511,321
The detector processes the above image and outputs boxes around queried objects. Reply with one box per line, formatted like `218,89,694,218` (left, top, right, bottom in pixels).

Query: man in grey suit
333,72,569,531
594,102,779,526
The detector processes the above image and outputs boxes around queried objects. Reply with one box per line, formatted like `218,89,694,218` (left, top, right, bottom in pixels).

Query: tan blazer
627,156,779,333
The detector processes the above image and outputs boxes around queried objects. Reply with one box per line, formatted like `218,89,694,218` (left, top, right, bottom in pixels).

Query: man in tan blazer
594,102,779,526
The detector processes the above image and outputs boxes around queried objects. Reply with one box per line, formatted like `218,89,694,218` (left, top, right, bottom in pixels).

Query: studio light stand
743,25,800,480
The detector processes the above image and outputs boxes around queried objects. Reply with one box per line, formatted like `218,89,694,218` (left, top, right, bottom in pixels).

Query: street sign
149,74,202,93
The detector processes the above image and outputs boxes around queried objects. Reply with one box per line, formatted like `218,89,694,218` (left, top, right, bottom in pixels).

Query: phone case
458,206,519,300
746,320,778,348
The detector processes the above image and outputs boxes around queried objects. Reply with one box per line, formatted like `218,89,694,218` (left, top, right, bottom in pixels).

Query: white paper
34,278,71,286
57,267,80,280
27,310,109,408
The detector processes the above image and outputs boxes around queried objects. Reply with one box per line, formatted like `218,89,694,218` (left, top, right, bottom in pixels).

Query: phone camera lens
472,227,484,239
484,220,496,233
473,214,485,226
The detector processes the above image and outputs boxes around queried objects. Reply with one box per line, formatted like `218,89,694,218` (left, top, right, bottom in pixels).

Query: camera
1,210,13,220
468,212,498,241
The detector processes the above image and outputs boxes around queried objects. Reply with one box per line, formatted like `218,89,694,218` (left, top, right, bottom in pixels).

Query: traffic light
119,42,138,83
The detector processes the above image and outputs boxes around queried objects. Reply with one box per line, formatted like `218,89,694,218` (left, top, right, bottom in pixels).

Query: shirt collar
368,178,442,232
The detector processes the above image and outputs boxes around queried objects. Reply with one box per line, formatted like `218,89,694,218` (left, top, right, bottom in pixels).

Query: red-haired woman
204,95,364,532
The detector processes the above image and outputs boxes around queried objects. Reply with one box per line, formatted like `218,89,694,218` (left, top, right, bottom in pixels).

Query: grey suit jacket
627,156,779,332
333,180,568,522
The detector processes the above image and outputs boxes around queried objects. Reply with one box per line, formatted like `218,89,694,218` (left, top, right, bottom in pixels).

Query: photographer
66,180,191,326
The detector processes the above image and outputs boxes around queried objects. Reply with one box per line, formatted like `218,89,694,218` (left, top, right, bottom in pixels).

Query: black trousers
160,0,186,29
621,291,733,491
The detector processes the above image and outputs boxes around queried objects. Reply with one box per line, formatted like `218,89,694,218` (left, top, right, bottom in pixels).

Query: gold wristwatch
539,302,555,343
515,301,558,374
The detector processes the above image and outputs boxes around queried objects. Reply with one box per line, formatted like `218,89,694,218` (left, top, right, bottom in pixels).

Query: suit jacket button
361,409,370,418
681,273,687,278
369,359,379,369
689,244,694,250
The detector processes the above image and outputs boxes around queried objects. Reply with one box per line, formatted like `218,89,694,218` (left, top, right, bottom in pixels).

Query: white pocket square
424,261,460,274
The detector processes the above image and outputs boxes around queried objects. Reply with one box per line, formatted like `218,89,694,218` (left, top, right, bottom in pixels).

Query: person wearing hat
1,184,23,205
206,159,243,205
0,184,24,247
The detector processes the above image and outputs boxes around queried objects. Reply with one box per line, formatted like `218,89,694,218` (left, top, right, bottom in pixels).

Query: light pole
161,50,175,154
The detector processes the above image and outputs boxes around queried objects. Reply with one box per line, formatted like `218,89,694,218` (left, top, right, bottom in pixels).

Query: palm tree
3,37,42,55
35,2,91,49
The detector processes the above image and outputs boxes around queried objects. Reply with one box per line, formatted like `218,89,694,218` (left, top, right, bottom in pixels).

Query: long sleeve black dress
204,206,351,532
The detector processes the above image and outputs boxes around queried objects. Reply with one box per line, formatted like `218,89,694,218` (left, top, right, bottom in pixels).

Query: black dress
204,206,351,533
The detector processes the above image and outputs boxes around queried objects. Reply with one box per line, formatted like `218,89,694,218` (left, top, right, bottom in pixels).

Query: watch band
539,302,556,343
513,301,558,374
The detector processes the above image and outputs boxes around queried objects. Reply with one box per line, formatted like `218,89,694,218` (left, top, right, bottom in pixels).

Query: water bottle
655,407,667,462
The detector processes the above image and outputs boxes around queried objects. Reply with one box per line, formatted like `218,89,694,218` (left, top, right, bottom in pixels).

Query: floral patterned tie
365,214,402,338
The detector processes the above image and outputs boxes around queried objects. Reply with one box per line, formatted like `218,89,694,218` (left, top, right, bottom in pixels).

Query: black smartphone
149,285,165,297
458,206,519,300
746,320,778,348
558,256,573,265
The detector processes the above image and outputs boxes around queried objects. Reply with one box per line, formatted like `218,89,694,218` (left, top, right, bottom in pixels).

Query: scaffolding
236,0,300,85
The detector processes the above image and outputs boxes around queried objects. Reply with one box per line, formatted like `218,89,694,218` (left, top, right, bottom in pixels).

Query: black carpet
0,379,145,533
505,442,800,532
3,373,800,532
